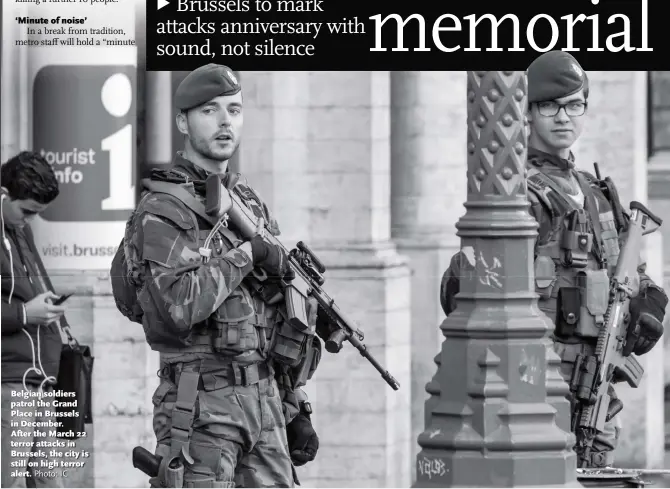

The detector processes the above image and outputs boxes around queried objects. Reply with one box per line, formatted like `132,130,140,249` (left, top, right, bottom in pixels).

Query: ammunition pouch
268,311,315,368
210,289,258,355
290,336,323,389
561,209,593,269
577,269,609,338
555,269,609,340
556,287,580,338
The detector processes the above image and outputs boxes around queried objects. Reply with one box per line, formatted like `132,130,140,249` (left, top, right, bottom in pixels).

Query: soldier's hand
287,410,319,466
314,304,339,340
625,285,668,356
249,227,293,282
306,296,319,328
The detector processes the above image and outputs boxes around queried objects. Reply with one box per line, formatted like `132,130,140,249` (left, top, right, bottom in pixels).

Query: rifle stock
211,179,400,391
572,199,662,468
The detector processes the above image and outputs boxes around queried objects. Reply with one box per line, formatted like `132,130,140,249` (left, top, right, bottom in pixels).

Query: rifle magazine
614,355,644,388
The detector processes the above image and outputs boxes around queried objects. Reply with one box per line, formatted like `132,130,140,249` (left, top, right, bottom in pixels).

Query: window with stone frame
649,71,670,157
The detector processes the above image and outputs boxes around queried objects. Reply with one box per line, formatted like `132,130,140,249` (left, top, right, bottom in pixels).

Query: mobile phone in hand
53,293,73,306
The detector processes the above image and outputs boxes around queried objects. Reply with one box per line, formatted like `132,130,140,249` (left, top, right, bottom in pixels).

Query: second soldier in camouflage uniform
125,65,322,487
440,52,668,468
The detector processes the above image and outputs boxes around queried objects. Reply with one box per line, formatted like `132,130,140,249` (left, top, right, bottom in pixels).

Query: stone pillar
414,72,577,487
573,71,665,468
145,72,174,166
389,71,468,481
240,71,412,487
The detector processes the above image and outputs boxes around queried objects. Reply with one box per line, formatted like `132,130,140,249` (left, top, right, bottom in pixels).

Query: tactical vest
174,220,277,359
527,167,624,342
138,178,307,367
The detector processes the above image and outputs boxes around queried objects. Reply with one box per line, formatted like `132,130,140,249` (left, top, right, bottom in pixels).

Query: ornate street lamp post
414,71,577,487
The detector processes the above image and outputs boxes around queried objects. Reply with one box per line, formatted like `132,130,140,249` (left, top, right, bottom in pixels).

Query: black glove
624,285,668,356
249,235,294,282
286,408,318,466
315,305,336,340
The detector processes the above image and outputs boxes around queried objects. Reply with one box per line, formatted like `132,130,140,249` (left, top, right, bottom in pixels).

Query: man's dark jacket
1,223,63,385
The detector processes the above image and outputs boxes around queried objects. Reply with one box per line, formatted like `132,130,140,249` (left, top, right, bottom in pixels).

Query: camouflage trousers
554,341,622,467
151,358,295,488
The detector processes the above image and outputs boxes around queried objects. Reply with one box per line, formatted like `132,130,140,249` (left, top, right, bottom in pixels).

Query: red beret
175,63,241,111
527,51,588,103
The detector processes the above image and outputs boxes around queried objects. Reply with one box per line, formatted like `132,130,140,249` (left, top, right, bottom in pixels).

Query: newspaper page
1,0,670,487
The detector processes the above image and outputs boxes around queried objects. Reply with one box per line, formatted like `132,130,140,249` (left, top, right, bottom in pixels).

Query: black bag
54,326,94,440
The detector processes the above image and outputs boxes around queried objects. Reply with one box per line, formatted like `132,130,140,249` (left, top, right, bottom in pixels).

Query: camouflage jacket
132,155,282,338
440,148,656,323
132,153,307,423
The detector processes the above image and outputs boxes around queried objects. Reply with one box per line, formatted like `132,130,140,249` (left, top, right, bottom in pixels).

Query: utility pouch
291,336,322,389
575,269,609,338
269,314,312,368
561,209,592,269
555,286,581,338
211,290,257,355
534,255,557,301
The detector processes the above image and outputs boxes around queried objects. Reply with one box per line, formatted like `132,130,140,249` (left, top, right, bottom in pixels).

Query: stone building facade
2,3,669,486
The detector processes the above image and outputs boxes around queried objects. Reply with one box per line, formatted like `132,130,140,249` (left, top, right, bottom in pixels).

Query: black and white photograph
2,0,670,487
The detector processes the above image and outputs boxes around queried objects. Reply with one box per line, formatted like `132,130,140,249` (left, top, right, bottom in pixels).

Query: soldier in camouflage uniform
126,64,321,487
440,52,668,468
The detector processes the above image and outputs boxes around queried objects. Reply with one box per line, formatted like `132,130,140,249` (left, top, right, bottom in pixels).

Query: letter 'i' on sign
100,73,134,211
33,66,137,223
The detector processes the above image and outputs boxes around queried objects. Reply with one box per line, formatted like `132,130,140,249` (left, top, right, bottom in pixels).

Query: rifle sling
142,179,242,247
142,179,218,226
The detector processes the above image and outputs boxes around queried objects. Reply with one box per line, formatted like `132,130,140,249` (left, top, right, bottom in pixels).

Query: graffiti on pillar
519,348,542,386
478,251,502,289
462,245,503,289
417,456,447,479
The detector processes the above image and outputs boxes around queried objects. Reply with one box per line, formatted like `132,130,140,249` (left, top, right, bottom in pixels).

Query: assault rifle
570,199,663,468
205,174,400,391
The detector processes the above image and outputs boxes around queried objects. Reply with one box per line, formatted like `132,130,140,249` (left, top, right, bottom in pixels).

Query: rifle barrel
348,335,400,390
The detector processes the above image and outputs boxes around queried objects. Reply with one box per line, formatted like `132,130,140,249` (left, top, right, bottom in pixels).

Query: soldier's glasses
537,101,588,117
